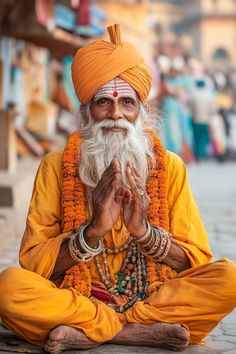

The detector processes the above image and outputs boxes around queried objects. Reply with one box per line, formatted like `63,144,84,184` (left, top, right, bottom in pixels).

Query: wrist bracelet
140,227,161,256
140,226,172,261
79,222,102,255
135,222,151,244
68,222,102,263
69,232,94,262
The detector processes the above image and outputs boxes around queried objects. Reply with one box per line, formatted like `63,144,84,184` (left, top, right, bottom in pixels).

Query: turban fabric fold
71,24,152,104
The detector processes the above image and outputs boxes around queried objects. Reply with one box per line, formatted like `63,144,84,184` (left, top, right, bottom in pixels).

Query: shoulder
42,150,63,165
165,150,188,192
38,150,64,183
165,150,186,173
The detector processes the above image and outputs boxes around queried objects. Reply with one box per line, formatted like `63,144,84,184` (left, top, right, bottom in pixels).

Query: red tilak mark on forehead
113,78,118,97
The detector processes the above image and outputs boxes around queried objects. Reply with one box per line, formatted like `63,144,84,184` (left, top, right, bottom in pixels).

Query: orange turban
71,24,152,105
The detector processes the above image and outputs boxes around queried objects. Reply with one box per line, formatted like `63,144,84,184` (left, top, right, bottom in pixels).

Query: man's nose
109,101,123,120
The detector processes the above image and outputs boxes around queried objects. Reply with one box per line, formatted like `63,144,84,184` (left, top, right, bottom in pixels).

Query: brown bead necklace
94,238,147,313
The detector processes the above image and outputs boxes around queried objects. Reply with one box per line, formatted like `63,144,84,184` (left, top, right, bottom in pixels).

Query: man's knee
0,267,26,316
216,258,236,301
218,258,236,280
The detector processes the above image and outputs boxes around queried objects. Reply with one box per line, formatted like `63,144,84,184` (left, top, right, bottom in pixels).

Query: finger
112,158,121,171
129,162,144,186
93,164,121,203
132,165,142,183
107,159,121,174
99,159,121,185
95,159,121,193
99,170,121,192
114,186,126,204
122,188,132,205
126,161,138,181
131,163,141,178
95,173,121,203
126,165,139,191
126,166,146,201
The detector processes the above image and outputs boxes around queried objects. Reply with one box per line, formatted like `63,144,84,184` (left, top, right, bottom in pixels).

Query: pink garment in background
77,0,90,25
35,0,54,28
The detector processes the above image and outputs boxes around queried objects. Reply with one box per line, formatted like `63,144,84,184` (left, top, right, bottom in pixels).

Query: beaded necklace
61,131,177,305
94,236,147,313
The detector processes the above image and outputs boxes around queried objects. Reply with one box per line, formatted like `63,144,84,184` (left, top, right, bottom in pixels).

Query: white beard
78,112,155,189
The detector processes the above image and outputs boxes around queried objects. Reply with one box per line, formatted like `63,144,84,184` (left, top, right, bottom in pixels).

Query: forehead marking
94,78,137,101
113,78,118,98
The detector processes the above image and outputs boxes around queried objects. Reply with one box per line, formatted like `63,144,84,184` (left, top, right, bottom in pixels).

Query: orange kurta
19,149,212,279
0,150,236,346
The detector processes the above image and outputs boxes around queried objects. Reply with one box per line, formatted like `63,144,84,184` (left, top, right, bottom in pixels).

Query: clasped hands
86,159,150,243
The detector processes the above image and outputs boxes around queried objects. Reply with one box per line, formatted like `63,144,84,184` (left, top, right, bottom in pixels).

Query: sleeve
19,151,69,279
166,151,212,267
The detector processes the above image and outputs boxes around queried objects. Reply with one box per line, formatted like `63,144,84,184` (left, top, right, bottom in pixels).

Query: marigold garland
63,132,88,232
61,130,177,298
59,263,91,297
145,129,176,285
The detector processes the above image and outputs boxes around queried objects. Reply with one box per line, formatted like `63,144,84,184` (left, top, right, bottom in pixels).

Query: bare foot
110,322,190,351
44,325,99,354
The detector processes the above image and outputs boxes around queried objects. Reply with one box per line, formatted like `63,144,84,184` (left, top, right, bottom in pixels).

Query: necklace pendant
117,271,123,294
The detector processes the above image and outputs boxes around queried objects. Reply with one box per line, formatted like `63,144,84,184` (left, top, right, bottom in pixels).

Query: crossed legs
0,259,236,354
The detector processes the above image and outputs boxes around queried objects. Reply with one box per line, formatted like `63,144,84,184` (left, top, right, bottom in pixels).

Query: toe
46,339,58,347
44,344,62,354
179,326,190,341
44,344,52,353
169,324,190,343
166,343,188,352
48,326,65,341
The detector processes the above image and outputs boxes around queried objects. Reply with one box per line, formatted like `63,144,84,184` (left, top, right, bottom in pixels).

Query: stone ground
0,158,236,353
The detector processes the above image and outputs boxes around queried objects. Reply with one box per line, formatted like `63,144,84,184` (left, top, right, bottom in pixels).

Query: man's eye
97,98,108,105
123,98,134,105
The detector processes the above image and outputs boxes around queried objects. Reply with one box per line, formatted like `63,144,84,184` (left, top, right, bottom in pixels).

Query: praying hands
86,159,150,242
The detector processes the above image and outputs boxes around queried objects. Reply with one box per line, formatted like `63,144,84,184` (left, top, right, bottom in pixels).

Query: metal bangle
135,222,151,244
79,225,102,255
140,227,161,256
157,236,172,260
68,232,94,262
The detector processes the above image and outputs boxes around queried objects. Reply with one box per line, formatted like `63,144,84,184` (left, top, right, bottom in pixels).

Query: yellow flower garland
61,131,176,297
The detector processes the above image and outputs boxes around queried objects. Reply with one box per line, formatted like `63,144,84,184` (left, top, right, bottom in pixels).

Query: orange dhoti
0,258,235,347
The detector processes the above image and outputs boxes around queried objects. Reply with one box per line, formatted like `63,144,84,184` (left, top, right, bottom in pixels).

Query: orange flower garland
61,130,177,298
59,263,91,297
146,130,177,285
63,132,88,232
62,132,90,297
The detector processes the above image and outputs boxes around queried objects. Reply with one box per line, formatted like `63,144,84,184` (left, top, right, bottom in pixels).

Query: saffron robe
0,150,236,346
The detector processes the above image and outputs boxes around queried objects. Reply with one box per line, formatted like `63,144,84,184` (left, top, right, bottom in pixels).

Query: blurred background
0,0,236,269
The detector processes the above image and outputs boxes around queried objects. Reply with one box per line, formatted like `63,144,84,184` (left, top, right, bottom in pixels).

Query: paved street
0,158,236,353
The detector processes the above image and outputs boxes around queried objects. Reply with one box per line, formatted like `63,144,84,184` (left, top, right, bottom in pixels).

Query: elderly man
0,24,236,354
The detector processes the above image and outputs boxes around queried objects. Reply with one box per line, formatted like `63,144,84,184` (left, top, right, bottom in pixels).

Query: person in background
191,79,216,159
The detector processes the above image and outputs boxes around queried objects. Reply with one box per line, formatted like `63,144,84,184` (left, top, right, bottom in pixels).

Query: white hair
77,103,159,189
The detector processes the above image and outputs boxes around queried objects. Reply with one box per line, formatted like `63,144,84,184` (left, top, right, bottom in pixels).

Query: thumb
114,186,126,204
122,188,132,205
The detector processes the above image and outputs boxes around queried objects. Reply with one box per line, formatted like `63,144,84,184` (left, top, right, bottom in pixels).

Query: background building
149,0,236,71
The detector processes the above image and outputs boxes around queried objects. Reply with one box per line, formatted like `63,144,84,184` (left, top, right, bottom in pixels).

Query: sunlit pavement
0,158,236,353
188,160,236,264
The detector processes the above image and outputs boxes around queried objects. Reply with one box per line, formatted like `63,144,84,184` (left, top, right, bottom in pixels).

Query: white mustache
94,119,135,132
